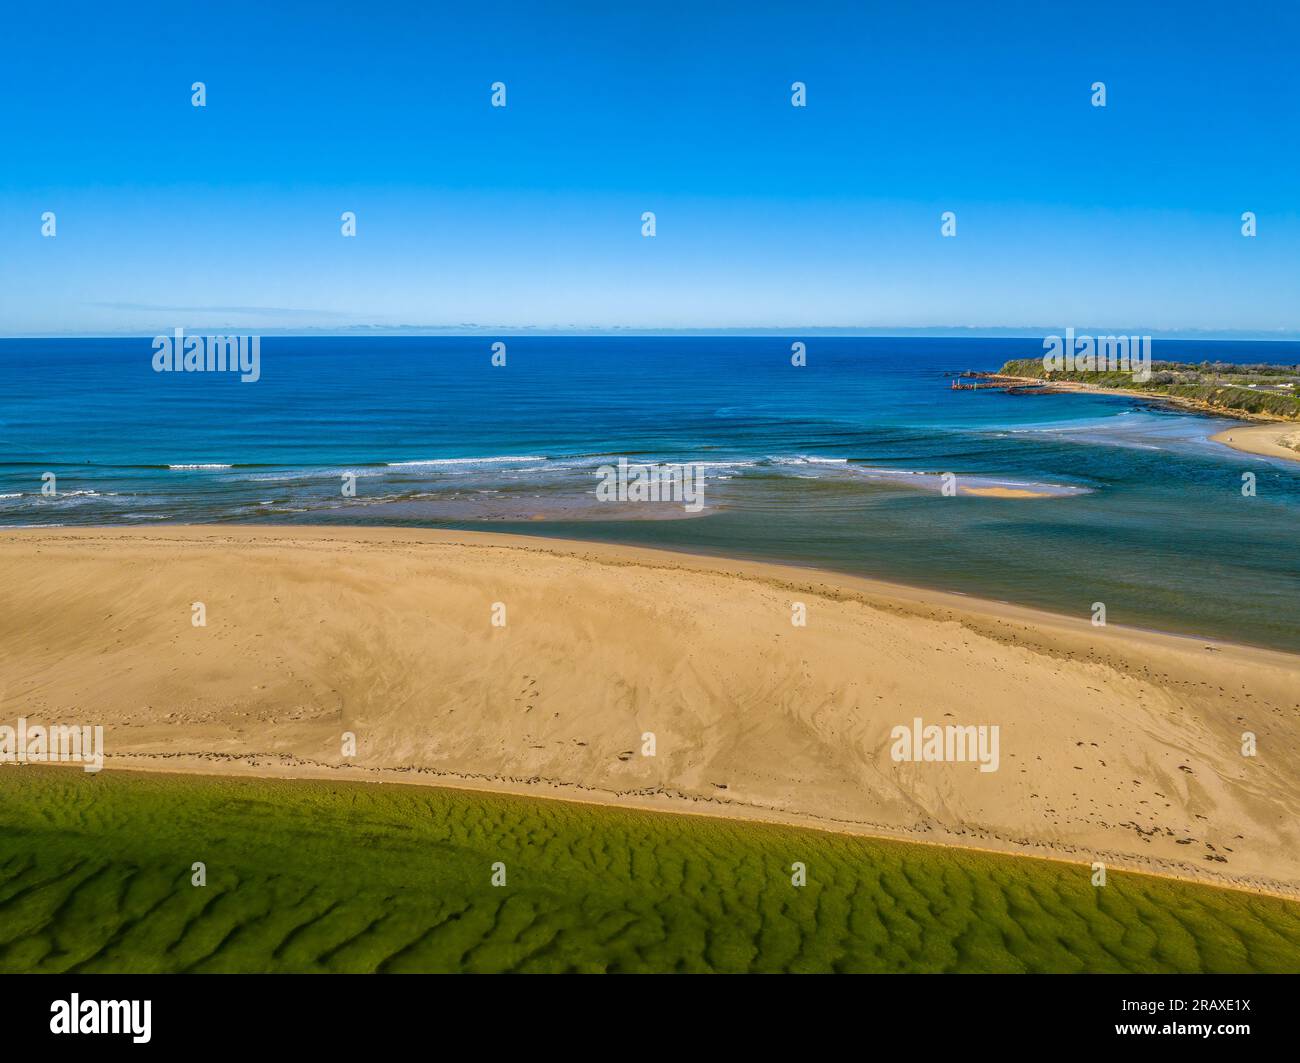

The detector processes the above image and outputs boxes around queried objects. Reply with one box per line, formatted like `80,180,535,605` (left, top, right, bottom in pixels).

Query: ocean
2,335,1298,650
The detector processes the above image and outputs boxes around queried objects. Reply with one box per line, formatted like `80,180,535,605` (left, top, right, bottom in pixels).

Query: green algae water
2,768,1299,974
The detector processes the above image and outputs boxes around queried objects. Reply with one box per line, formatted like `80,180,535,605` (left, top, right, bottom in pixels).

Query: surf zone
594,457,706,512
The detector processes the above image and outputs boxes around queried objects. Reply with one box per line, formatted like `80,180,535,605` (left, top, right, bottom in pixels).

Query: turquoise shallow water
1,336,1298,650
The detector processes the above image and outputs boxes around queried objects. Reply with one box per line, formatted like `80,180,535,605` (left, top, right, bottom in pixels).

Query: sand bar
2,526,1298,896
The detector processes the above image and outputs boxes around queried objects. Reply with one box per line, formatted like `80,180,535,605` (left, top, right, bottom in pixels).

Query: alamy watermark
595,457,705,513
1042,328,1151,382
0,717,104,773
50,994,150,1043
890,716,1000,773
152,328,261,382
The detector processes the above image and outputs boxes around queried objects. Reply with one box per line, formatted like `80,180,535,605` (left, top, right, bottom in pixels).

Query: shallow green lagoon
2,767,1298,973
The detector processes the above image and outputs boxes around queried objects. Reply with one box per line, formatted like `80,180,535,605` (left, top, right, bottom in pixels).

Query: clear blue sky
1,0,1297,336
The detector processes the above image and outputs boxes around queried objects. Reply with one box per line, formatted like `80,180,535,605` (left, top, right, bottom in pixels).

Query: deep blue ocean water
2,336,1298,650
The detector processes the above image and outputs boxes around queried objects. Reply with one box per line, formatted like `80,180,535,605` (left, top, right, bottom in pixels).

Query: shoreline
995,373,1300,426
1210,423,1300,464
992,373,1300,466
4,525,1299,898
29,758,1300,905
4,520,1288,652
85,755,1300,903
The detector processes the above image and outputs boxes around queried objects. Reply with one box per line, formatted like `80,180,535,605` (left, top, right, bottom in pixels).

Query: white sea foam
386,455,546,467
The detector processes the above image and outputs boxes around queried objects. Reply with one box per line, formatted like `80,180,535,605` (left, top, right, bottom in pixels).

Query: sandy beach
1211,423,1300,464
3,526,1299,896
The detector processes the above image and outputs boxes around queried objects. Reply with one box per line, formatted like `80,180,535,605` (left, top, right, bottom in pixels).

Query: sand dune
2,526,1298,895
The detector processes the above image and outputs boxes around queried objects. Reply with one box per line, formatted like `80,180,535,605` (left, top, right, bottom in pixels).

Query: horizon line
4,327,1300,342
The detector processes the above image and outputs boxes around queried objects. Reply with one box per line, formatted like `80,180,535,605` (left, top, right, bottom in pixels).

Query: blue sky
1,0,1297,336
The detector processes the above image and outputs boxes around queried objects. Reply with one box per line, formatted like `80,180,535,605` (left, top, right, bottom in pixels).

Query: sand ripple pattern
1,769,1298,974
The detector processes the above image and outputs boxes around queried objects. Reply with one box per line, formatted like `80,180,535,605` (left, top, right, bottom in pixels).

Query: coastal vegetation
3,767,1298,974
995,358,1300,420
